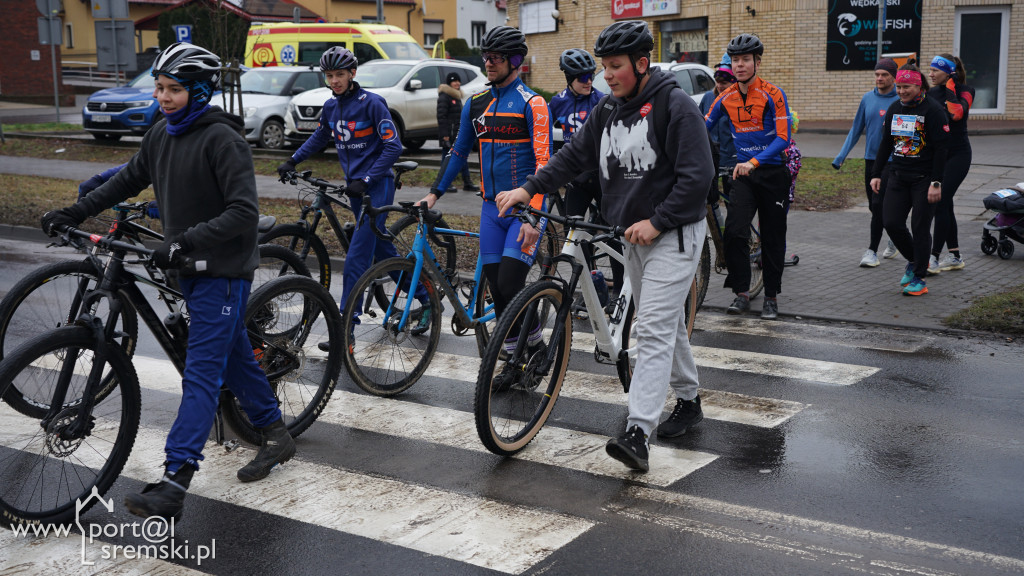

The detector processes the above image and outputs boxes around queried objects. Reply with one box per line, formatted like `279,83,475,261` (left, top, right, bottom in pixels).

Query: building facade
506,0,1022,120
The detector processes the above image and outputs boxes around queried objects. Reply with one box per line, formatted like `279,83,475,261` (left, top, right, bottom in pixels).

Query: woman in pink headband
926,53,975,273
868,62,950,296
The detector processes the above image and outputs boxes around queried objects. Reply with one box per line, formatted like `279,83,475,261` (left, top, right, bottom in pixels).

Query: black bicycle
0,202,310,417
0,225,343,529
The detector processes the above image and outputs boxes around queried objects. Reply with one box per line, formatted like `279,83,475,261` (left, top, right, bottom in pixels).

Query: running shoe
882,240,898,259
727,294,750,315
900,262,915,287
926,254,941,276
903,277,928,296
605,425,649,472
859,249,880,268
937,253,965,271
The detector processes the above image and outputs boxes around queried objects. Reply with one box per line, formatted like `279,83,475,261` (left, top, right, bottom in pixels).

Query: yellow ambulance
244,22,428,68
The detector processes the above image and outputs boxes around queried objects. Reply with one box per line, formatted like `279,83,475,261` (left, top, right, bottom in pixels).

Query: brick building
506,0,1022,121
0,0,75,105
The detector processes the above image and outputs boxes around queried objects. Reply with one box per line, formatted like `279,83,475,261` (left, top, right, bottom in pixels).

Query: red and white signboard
611,0,678,20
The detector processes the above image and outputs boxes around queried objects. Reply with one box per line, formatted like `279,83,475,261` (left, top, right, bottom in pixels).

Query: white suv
237,66,324,149
284,59,486,149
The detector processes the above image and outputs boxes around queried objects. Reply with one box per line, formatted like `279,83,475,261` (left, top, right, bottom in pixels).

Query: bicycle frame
285,187,354,258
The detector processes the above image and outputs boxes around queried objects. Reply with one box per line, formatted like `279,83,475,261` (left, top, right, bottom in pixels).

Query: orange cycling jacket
704,76,791,168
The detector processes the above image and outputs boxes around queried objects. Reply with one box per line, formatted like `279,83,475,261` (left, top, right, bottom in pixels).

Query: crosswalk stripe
694,314,931,353
611,486,1024,575
0,413,594,574
566,331,877,387
356,347,808,428
129,356,718,487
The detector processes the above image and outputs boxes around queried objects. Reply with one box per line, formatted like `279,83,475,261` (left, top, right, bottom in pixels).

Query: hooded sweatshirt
77,107,260,280
522,66,713,231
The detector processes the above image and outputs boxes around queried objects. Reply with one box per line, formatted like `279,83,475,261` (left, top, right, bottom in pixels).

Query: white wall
457,0,507,46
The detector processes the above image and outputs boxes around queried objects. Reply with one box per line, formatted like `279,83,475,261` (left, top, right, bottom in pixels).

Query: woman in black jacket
436,72,478,192
870,63,950,296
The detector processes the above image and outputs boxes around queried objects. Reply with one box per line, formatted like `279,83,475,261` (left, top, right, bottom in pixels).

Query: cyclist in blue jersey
418,26,552,344
278,47,429,344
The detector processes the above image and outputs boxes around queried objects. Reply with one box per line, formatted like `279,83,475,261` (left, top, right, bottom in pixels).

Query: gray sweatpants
623,219,705,436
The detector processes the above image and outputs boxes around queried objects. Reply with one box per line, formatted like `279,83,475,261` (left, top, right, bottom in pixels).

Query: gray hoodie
522,66,713,231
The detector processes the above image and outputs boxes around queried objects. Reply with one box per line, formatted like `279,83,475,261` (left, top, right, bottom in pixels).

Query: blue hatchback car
82,69,160,141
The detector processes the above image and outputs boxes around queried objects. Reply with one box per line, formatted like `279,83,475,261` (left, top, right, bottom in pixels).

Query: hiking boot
125,463,194,521
319,336,355,355
657,396,703,438
937,253,965,271
726,294,750,315
761,298,779,320
882,240,898,259
859,249,880,268
903,277,928,296
900,262,915,287
491,363,519,392
926,254,941,276
605,425,649,472
237,418,296,482
463,183,480,192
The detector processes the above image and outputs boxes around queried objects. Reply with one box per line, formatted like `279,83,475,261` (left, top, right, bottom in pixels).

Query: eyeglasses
576,73,594,83
482,53,507,64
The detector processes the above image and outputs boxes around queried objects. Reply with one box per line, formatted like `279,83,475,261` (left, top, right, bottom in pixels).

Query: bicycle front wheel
259,223,333,291
0,326,140,529
0,259,138,418
388,214,458,281
221,276,344,445
474,280,571,456
343,257,442,397
253,243,312,291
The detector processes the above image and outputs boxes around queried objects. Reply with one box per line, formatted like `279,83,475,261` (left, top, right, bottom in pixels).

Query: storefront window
659,18,707,64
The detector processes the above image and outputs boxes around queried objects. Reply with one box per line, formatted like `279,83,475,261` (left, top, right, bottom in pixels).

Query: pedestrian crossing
4,316,1006,576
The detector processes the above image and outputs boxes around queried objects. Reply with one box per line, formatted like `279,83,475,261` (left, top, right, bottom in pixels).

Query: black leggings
724,165,791,298
483,257,531,323
883,171,936,279
864,162,889,252
931,144,971,255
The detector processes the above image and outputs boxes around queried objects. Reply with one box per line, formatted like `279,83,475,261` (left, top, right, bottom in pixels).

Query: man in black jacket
436,72,478,192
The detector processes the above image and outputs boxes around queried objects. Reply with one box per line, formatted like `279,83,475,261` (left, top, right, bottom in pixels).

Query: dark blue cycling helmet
560,49,596,83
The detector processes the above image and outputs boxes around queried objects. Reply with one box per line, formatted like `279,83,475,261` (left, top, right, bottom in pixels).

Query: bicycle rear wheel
343,257,442,396
615,278,696,392
474,280,571,456
0,326,140,529
221,276,343,445
748,229,765,299
0,259,138,418
253,243,312,290
259,223,333,291
695,237,711,310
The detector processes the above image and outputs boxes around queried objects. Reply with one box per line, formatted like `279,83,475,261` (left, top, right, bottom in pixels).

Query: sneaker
605,425,649,472
761,298,778,320
859,249,880,268
726,294,750,315
411,304,432,335
657,396,703,438
445,187,458,194
926,254,941,276
463,183,480,192
900,262,915,287
237,418,296,482
882,240,898,259
937,253,965,271
124,463,194,521
903,277,928,296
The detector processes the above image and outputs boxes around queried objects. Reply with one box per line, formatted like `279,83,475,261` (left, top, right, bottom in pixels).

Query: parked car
238,66,324,149
82,69,161,141
283,58,486,149
592,62,715,106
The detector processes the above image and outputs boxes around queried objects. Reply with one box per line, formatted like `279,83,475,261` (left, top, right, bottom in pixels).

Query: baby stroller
981,184,1024,260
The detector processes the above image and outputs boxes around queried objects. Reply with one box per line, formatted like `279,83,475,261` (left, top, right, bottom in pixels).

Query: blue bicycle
340,201,553,396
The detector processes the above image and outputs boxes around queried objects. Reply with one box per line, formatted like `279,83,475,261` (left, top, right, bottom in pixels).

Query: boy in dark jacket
497,21,713,472
436,72,478,192
42,42,294,521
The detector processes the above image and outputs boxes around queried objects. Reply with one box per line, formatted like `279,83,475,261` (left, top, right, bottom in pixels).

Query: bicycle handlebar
509,203,624,243
281,170,355,198
363,201,444,242
57,225,202,274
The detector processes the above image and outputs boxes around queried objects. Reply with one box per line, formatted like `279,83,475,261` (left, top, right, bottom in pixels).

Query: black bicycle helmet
726,33,764,57
320,46,358,72
152,42,221,85
480,26,528,56
593,20,654,57
560,49,596,78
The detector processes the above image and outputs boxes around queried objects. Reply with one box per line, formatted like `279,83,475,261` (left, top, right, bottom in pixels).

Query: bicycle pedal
222,439,240,453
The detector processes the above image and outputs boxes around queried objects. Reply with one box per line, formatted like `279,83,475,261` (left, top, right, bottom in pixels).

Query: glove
277,159,297,181
831,162,841,171
153,235,191,269
346,178,367,198
41,204,88,237
145,201,160,219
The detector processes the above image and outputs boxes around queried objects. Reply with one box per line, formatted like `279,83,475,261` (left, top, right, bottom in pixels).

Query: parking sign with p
173,25,192,43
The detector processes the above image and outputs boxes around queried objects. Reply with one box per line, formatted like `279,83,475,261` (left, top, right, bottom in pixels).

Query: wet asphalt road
0,236,1022,575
